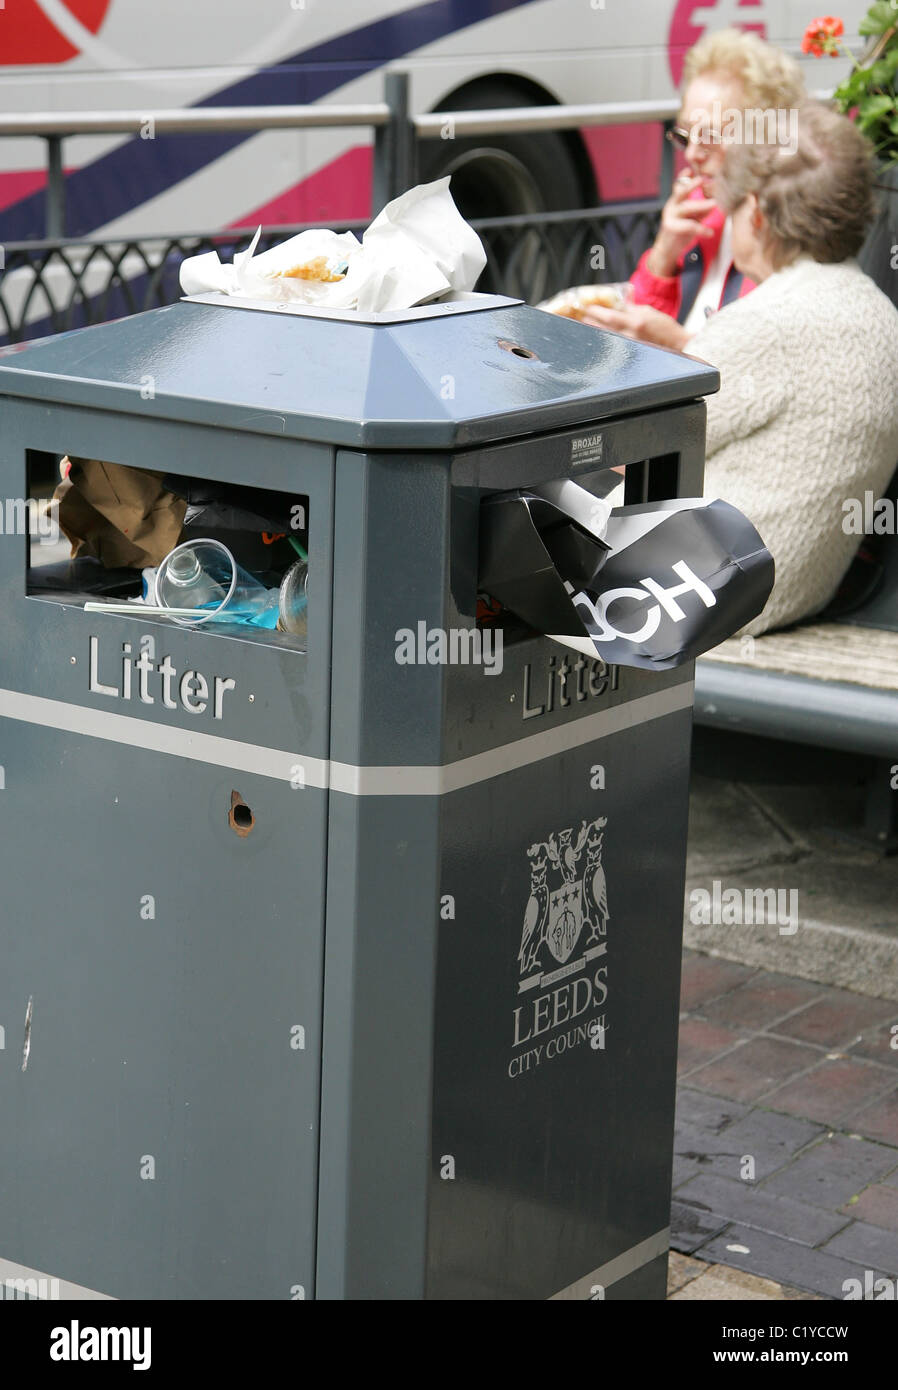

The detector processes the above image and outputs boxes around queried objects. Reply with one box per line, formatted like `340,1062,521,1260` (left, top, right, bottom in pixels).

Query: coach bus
0,0,868,245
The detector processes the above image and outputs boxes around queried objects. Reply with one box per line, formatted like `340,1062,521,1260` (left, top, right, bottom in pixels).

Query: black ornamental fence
0,199,664,345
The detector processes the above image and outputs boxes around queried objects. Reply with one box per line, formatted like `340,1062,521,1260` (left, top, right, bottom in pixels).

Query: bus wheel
417,78,592,299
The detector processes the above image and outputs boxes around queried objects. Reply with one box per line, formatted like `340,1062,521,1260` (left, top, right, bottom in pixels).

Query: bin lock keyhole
229,790,255,837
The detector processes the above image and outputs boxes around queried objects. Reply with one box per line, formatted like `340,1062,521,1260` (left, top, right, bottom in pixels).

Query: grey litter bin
0,291,718,1301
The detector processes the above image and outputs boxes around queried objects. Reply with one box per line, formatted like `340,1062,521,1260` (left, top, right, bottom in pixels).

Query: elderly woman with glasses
584,27,805,351
664,101,898,637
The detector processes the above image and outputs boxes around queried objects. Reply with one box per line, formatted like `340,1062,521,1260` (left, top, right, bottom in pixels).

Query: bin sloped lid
0,300,719,448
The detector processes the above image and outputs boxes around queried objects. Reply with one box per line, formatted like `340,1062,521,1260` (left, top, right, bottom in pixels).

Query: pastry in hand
538,283,628,320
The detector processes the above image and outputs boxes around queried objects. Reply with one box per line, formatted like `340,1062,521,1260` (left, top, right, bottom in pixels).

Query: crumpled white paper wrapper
179,177,487,314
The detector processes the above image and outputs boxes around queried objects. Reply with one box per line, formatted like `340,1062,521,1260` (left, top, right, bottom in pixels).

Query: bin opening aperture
25,450,310,651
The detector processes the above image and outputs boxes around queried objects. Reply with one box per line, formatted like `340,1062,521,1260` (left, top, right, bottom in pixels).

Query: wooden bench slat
702,623,898,693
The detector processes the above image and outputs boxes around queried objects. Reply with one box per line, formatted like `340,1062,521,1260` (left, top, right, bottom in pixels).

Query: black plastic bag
479,487,774,670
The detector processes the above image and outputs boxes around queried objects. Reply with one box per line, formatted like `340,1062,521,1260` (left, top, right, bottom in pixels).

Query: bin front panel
320,420,699,1299
0,733,326,1300
0,400,333,1299
427,684,692,1299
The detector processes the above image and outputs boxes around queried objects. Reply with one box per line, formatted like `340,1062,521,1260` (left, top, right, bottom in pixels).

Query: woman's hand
581,302,690,352
645,174,717,277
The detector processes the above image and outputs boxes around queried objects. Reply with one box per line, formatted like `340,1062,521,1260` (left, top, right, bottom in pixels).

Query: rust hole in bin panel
497,339,539,361
229,790,255,837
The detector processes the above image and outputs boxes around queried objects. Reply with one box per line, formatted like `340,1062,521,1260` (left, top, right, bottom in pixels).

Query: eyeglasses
666,124,725,149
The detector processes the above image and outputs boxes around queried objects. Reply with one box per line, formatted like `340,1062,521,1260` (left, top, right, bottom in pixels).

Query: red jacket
630,205,755,323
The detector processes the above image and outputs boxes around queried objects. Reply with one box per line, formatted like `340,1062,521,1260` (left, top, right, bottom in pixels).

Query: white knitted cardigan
688,255,898,637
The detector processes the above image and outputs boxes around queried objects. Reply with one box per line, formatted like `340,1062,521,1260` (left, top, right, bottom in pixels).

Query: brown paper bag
55,457,187,568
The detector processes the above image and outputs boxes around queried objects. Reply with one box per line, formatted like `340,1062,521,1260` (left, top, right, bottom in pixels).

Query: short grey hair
714,100,876,268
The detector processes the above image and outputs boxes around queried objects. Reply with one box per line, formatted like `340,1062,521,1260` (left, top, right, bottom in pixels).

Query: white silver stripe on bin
0,682,693,795
0,1256,114,1301
549,1228,671,1300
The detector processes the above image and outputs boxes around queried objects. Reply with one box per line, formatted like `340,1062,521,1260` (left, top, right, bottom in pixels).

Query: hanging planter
802,8,898,167
803,8,898,301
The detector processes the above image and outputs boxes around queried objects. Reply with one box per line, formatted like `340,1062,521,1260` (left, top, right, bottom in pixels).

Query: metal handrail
0,76,835,241
415,99,681,137
0,101,392,239
0,104,391,137
0,89,831,141
414,89,834,138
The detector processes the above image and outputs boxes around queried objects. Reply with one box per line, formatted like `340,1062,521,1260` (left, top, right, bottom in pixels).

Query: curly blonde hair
682,27,806,109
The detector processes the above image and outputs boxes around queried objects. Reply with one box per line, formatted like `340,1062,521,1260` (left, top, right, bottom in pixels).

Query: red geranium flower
801,15,846,57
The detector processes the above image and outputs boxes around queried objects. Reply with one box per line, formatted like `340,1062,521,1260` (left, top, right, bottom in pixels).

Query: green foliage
859,2,897,36
832,3,898,165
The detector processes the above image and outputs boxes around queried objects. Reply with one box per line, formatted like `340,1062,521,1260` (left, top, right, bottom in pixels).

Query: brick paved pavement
673,951,898,1299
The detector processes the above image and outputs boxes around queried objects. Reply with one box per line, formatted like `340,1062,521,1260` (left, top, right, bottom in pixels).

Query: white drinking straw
83,602,211,616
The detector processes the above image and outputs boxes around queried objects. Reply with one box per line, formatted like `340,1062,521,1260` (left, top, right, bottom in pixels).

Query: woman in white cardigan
591,102,898,637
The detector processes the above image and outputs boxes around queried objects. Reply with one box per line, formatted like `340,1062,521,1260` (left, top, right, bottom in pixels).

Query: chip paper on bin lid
479,488,775,671
178,177,487,314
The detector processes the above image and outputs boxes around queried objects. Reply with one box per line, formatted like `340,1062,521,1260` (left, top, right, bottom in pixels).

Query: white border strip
0,682,692,797
0,1256,114,1301
0,685,324,787
549,1227,670,1300
329,684,694,795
